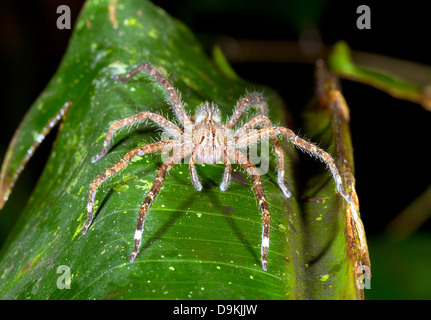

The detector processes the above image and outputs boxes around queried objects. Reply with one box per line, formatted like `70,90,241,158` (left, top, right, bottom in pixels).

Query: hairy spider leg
83,140,178,234
234,114,291,198
130,147,192,261
227,95,290,197
114,62,192,130
236,127,356,207
189,148,232,192
91,112,183,163
230,149,271,271
220,150,231,191
188,152,202,191
225,95,267,129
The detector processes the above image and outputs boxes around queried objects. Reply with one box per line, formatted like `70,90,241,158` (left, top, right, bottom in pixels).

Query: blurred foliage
329,41,431,111
366,234,431,299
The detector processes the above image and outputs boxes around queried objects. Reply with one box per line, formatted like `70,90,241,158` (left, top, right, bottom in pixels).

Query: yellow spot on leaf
320,274,329,281
131,155,143,162
123,17,143,28
148,28,158,39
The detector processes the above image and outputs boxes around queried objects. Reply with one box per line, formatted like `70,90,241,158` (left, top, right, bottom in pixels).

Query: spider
81,62,356,271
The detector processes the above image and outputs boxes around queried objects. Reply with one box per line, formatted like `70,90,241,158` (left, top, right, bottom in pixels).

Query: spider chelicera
81,62,355,271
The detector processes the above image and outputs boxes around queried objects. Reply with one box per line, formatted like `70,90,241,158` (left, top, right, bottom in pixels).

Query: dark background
1,0,430,299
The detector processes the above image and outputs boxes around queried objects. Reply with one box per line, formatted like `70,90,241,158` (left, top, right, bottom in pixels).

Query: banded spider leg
82,140,180,234
226,95,291,198
114,62,193,130
131,145,192,261
91,112,183,163
235,126,356,208
227,148,271,271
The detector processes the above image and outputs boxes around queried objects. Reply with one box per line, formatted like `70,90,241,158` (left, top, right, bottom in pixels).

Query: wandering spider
81,62,356,271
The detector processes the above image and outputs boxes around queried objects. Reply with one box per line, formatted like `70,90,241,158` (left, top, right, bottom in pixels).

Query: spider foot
262,260,268,272
219,183,228,192
192,182,202,192
130,251,137,262
130,230,142,262
81,222,91,235
113,74,129,83
279,184,292,198
333,174,355,206
130,246,140,262
91,152,106,163
261,236,269,271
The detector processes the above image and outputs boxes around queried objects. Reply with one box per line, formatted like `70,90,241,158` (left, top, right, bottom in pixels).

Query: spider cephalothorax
191,103,225,165
81,62,356,271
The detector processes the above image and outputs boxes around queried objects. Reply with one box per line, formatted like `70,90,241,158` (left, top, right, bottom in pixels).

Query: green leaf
329,41,431,111
0,0,362,299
